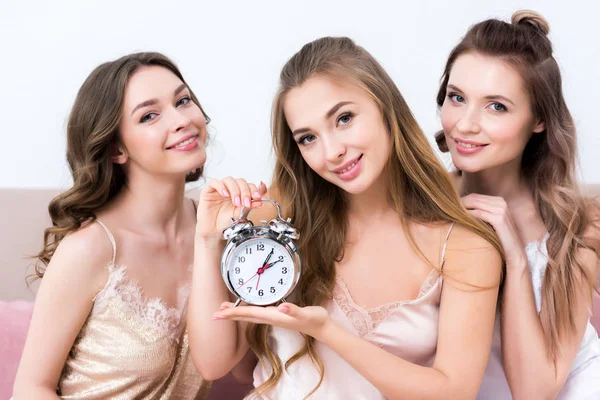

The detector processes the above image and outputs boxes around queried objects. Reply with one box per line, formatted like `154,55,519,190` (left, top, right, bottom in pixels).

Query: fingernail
219,305,228,310
279,306,289,314
221,189,229,197
234,196,241,206
211,316,221,320
244,197,251,208
253,191,262,199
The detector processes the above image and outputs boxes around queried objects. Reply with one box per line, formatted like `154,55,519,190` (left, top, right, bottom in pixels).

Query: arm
216,226,502,399
187,178,269,380
462,194,600,399
320,228,501,399
501,233,598,399
12,224,110,399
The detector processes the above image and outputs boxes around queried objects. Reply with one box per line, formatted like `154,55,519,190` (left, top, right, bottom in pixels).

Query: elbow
191,358,231,381
507,368,568,400
510,382,562,400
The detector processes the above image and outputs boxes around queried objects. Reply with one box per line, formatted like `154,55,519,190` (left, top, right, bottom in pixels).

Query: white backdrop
1,0,598,189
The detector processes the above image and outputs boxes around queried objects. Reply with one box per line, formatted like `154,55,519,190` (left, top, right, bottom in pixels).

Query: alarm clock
221,199,301,307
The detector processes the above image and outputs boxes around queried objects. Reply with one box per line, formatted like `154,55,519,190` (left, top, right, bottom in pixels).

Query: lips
167,134,198,150
453,137,487,148
333,154,363,174
452,137,488,155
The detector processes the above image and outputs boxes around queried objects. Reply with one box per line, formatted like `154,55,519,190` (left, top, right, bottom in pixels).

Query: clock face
226,238,296,305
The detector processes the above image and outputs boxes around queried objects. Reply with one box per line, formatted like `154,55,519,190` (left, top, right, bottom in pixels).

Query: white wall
1,0,598,189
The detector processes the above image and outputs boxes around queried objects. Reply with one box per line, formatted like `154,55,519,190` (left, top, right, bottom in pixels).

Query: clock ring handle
238,198,285,222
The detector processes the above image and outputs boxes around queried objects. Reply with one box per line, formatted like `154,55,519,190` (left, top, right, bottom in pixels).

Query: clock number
246,287,252,293
270,287,275,294
278,279,284,285
238,278,243,285
234,267,240,274
257,244,265,251
282,267,288,274
245,247,252,254
258,289,264,297
238,256,246,263
278,255,284,261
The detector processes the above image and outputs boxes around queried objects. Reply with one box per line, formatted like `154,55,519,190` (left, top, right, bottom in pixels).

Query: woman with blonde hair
435,10,600,399
189,36,504,399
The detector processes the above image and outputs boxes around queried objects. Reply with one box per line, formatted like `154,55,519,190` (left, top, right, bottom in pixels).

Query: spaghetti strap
439,222,456,269
95,219,117,265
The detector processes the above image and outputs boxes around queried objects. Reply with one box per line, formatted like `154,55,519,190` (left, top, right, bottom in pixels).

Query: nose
169,106,193,133
323,134,346,163
455,106,481,135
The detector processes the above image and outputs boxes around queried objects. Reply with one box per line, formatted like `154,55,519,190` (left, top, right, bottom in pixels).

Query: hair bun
512,10,550,36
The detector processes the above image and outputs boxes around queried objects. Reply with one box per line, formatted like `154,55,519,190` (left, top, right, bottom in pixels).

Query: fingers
248,183,263,208
259,181,268,196
461,194,507,210
221,177,242,207
235,178,254,208
204,178,230,197
218,177,265,209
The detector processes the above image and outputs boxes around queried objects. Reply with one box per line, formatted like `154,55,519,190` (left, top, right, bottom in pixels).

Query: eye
176,96,191,107
448,93,465,103
336,112,353,126
297,134,316,146
489,102,507,112
140,112,158,123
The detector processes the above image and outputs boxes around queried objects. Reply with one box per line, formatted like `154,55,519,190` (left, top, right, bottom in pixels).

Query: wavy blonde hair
35,52,209,277
434,10,600,363
246,36,504,398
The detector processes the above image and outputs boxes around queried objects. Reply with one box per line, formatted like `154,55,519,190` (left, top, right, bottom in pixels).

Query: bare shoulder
442,223,503,289
45,221,113,285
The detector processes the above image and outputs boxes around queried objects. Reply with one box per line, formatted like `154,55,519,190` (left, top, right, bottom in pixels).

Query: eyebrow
447,84,516,106
291,101,354,136
130,83,189,116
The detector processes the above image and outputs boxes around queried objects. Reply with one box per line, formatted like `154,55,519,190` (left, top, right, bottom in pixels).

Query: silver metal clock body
220,199,301,306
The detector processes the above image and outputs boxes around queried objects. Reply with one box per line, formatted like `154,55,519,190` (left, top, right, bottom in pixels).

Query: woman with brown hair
189,37,504,399
12,52,229,398
435,10,600,399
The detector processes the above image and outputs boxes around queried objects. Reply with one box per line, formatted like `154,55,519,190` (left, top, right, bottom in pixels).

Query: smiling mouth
334,155,363,174
453,138,487,148
168,134,198,150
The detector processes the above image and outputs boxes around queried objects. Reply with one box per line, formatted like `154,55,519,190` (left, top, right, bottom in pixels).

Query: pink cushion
592,291,600,334
0,300,34,399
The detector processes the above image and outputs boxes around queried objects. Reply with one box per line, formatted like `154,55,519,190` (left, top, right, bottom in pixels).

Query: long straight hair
246,36,504,398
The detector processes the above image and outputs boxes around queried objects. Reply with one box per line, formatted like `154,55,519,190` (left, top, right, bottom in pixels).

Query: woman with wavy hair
189,36,504,399
435,10,600,399
12,52,230,398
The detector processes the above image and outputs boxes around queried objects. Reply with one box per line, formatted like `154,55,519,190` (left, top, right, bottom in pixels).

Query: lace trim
93,263,191,340
524,233,550,313
333,269,441,338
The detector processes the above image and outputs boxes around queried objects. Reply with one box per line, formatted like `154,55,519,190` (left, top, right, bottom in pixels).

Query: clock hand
238,249,276,292
236,271,259,290
263,259,283,270
261,248,274,268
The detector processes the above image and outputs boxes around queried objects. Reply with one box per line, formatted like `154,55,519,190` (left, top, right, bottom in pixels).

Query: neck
111,168,189,236
461,158,531,206
347,171,393,221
